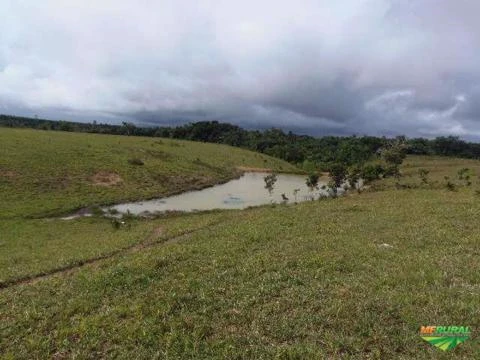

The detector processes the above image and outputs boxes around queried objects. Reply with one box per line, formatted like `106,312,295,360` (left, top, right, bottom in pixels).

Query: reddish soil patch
91,171,123,186
0,169,17,179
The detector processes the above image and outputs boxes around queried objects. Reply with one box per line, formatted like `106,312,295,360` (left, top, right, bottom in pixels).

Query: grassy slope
1,156,480,358
0,212,230,286
0,128,298,218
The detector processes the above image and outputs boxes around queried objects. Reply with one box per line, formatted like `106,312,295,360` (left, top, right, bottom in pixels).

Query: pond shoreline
106,172,332,216
59,170,315,220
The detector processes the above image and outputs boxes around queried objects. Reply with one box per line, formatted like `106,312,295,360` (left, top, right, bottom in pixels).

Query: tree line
2,114,480,171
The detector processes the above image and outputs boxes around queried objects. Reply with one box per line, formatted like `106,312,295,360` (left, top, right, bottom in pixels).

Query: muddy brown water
108,172,337,215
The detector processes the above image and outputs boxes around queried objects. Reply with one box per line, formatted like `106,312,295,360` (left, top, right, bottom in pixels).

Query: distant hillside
2,114,480,171
0,127,298,218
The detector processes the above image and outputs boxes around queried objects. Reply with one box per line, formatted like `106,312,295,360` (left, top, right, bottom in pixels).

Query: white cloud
1,0,480,137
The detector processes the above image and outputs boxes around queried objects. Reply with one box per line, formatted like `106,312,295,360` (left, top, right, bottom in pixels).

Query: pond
107,172,337,215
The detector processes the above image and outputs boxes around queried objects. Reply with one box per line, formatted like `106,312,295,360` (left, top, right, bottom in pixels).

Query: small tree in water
264,173,277,195
347,166,361,190
306,173,319,191
329,164,347,195
292,188,300,202
305,173,320,200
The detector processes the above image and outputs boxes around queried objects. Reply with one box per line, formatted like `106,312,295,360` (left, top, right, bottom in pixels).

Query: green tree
264,173,277,195
122,122,137,136
306,173,319,191
329,164,347,195
330,164,347,188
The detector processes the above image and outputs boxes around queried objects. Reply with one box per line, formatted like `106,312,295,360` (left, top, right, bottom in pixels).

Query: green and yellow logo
420,326,471,351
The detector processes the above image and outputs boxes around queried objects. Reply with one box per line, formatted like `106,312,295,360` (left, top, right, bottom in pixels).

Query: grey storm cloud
1,0,480,138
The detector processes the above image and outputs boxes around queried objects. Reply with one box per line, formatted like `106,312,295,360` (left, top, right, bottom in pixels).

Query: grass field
1,146,480,358
0,128,298,218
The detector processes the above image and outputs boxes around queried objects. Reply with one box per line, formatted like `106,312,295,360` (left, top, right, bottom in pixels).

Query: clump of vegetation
292,188,300,202
128,158,144,166
457,167,473,186
90,205,104,217
111,218,123,229
306,173,319,191
380,140,407,179
330,164,347,188
446,182,457,191
108,208,119,215
318,192,328,200
381,147,406,167
384,165,400,178
457,167,470,180
418,168,430,184
111,211,135,229
328,163,347,196
444,176,457,191
263,173,277,195
122,122,137,136
360,164,384,183
347,166,361,190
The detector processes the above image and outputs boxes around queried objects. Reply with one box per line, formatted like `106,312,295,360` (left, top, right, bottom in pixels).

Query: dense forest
2,114,480,171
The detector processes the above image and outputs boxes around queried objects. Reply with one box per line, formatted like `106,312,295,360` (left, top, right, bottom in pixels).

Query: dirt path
0,220,226,291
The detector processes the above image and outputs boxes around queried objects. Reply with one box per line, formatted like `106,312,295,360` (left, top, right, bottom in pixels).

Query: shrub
457,168,473,186
383,165,400,178
446,181,457,191
381,148,406,166
444,177,456,191
108,208,119,215
111,218,122,229
347,166,361,189
306,173,320,191
264,173,277,195
360,164,384,182
418,168,430,184
90,206,104,216
329,164,347,188
457,168,470,180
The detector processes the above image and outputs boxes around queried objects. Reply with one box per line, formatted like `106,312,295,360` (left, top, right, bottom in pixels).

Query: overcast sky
1,0,480,138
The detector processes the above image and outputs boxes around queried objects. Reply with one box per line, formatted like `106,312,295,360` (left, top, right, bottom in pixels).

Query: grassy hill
1,155,480,358
0,128,299,218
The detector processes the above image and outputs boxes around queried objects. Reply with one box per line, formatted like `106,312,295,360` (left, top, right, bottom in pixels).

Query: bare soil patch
0,169,17,179
91,171,123,186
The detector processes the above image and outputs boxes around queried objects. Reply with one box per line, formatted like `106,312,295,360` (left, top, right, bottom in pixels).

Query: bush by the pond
306,173,319,191
90,206,104,216
383,165,400,178
360,164,385,182
263,173,277,195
